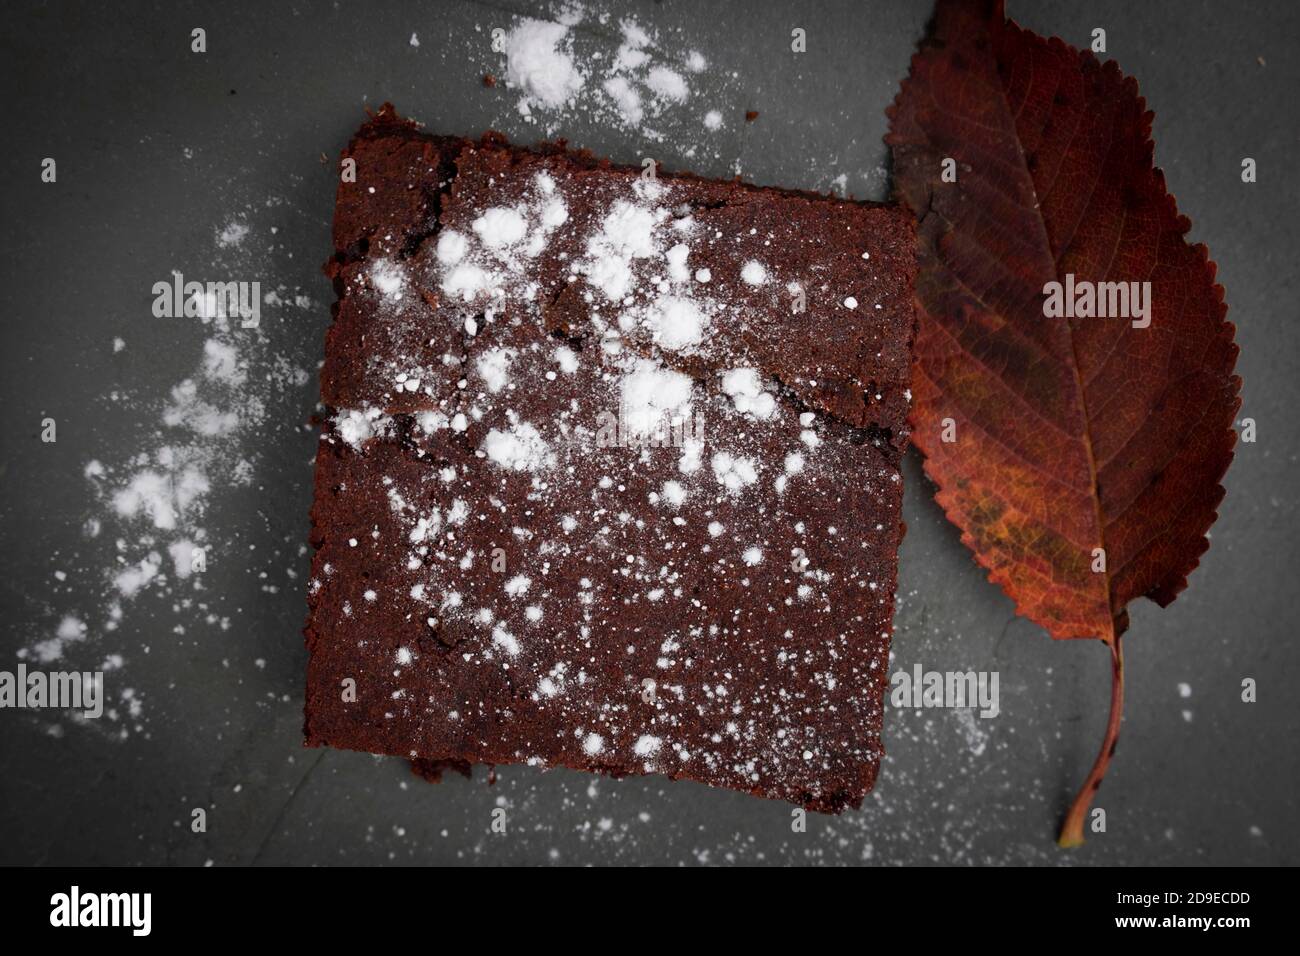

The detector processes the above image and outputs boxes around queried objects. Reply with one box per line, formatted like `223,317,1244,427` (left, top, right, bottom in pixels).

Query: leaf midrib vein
988,29,1116,639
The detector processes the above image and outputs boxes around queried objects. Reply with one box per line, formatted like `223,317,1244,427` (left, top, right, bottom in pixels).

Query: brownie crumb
410,758,474,783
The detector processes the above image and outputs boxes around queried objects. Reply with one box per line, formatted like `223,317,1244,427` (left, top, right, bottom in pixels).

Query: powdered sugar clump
370,259,407,300
646,66,689,103
580,198,664,301
217,220,249,248
721,367,776,419
635,295,707,351
436,176,570,304
476,348,516,393
634,734,662,757
711,451,758,494
483,420,554,472
111,458,209,531
334,407,394,450
472,207,530,247
619,357,694,437
492,626,522,657
504,19,585,114
26,616,88,664
602,76,644,126
493,7,724,142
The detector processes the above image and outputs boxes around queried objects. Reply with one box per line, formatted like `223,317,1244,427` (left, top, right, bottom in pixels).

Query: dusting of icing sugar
618,357,694,437
554,345,579,373
711,451,758,494
628,294,708,351
660,480,686,507
25,208,317,734
472,207,529,247
217,220,249,248
664,242,690,282
436,229,469,264
415,410,449,434
580,198,664,301
333,407,394,450
492,626,521,657
111,461,209,531
493,7,727,143
740,261,768,285
170,540,198,580
24,616,89,664
720,367,776,419
503,19,584,113
435,175,569,303
475,347,516,393
482,419,554,471
370,259,407,299
602,76,643,126
645,66,689,103
633,734,662,757
433,171,743,382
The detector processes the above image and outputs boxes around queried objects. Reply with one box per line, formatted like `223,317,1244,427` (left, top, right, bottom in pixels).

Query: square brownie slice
305,104,915,812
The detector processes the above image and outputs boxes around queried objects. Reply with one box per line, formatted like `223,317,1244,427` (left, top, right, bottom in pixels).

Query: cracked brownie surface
305,104,915,811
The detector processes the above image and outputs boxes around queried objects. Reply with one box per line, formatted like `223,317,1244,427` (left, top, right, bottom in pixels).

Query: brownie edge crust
305,104,916,813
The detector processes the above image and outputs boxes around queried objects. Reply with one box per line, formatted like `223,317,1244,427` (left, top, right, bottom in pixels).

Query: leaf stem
1058,634,1125,848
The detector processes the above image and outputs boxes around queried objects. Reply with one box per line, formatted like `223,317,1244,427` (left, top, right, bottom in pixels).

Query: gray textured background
1,0,1296,866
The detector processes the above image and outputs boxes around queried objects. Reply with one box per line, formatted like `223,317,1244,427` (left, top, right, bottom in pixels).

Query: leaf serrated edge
890,3,1242,640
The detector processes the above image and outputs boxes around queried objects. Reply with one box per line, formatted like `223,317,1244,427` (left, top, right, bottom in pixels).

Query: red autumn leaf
886,0,1240,845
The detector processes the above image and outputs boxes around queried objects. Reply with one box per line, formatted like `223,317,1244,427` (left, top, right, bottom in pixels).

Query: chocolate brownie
305,104,916,812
